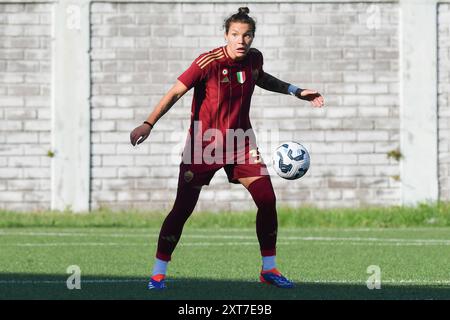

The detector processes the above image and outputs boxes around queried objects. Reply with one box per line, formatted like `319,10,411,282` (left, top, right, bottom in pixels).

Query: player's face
225,22,254,61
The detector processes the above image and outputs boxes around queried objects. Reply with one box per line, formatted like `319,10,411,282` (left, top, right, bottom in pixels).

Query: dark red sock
156,185,201,261
247,177,278,257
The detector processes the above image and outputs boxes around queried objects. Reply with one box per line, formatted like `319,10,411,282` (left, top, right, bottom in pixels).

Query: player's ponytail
224,7,256,36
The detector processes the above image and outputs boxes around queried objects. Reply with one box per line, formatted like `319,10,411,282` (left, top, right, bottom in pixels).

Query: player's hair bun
238,7,250,15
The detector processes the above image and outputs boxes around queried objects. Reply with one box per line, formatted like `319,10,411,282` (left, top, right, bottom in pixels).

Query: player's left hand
296,89,324,108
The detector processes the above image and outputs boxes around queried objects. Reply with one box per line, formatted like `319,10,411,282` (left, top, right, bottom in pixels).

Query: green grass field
1,218,450,299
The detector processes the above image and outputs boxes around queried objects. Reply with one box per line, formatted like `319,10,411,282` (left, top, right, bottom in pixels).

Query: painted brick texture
0,3,52,211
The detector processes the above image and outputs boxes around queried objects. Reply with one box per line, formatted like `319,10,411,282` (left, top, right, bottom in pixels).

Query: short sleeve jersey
177,46,264,154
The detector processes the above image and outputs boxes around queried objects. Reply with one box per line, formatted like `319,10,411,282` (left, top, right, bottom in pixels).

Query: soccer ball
272,141,310,180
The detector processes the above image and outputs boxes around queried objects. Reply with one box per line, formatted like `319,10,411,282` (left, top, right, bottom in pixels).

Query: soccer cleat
148,274,166,290
260,268,294,289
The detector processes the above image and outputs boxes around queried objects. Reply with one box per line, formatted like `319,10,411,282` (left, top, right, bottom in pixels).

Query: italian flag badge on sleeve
236,71,246,84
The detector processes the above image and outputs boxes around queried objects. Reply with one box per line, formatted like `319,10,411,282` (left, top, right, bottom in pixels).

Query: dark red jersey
178,46,265,165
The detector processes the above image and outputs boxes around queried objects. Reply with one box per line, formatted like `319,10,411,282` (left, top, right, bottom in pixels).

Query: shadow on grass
0,273,449,300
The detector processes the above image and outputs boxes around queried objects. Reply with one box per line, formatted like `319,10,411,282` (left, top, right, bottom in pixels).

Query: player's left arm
256,72,324,108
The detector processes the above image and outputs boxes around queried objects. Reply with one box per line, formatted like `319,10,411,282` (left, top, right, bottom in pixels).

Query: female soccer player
130,7,324,290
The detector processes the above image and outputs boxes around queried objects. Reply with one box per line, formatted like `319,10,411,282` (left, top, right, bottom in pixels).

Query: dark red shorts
178,162,269,188
178,145,270,187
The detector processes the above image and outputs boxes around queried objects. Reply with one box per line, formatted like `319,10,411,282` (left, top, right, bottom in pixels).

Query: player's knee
255,188,276,209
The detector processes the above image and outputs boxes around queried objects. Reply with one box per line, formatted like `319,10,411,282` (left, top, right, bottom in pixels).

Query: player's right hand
130,124,151,146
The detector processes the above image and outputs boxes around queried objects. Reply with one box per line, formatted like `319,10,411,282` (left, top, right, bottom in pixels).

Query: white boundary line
3,240,450,247
4,230,450,242
3,231,450,245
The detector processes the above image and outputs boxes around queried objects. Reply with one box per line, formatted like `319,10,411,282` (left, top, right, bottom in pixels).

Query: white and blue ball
272,141,310,180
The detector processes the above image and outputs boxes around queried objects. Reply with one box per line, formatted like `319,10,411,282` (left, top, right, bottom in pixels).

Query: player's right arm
130,80,188,146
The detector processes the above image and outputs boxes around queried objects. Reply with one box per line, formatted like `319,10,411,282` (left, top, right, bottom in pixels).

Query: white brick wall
0,3,52,211
90,2,400,211
438,4,450,201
